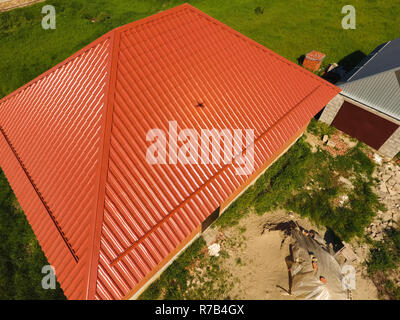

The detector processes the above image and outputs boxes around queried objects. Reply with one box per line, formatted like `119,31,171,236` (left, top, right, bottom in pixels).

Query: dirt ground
203,210,378,300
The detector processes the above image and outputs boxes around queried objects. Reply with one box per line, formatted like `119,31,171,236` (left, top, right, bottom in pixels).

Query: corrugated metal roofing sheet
0,34,113,299
339,37,400,121
0,4,340,300
340,69,400,121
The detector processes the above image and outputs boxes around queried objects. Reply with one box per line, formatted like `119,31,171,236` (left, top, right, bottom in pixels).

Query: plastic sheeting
288,225,347,300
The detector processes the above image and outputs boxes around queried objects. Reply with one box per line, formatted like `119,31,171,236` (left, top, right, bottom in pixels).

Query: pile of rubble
366,159,400,241
322,134,356,156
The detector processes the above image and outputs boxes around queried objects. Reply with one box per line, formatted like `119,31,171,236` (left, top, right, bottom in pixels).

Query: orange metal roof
0,4,340,299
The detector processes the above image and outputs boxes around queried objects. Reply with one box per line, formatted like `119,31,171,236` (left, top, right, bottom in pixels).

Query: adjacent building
320,37,400,158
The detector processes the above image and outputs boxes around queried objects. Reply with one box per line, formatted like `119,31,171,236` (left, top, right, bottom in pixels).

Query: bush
367,241,397,273
307,118,336,138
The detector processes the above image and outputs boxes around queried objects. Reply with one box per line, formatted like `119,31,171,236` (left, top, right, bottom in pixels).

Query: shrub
307,118,336,138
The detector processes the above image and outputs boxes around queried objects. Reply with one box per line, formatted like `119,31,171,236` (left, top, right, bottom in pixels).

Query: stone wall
319,94,344,125
378,126,400,158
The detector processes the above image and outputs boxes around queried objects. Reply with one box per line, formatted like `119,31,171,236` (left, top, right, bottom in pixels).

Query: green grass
307,118,337,138
217,122,383,241
138,236,206,300
139,235,236,300
1,0,399,99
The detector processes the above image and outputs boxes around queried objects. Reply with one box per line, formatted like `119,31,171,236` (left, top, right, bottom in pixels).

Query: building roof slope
0,4,340,299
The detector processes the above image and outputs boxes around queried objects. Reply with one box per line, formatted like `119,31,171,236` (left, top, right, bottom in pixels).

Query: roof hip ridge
85,28,121,300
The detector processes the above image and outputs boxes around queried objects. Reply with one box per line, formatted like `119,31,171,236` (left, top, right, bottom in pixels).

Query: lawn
1,0,399,99
0,0,398,299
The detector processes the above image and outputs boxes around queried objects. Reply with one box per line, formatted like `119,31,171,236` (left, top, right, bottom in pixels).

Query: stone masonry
378,126,400,158
319,94,344,125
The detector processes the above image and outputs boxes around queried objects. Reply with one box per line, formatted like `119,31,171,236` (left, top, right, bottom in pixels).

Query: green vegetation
139,237,206,300
307,118,337,137
217,121,383,241
0,170,65,299
1,0,399,99
367,229,400,300
139,237,234,300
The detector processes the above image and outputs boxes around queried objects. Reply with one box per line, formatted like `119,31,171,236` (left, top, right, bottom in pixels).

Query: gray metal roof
338,37,400,121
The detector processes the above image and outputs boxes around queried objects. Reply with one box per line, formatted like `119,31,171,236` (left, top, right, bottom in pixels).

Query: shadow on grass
337,50,367,72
